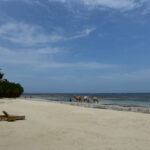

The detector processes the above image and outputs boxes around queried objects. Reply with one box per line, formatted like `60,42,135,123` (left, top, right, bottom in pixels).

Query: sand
0,98,150,150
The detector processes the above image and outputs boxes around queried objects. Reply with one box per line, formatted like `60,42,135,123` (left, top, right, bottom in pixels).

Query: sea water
23,93,150,108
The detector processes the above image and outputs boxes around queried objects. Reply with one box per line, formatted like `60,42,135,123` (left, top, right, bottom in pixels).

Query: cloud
47,0,150,14
1,0,150,15
36,47,61,54
0,22,65,46
0,0,37,3
1,0,150,12
40,62,118,69
0,46,60,65
48,0,140,11
0,21,95,46
70,27,95,39
0,0,139,10
0,46,118,69
83,0,139,10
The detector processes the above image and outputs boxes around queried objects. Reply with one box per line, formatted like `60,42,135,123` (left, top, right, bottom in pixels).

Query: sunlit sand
0,98,150,150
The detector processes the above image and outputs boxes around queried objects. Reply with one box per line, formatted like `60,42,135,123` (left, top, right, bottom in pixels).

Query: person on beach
69,98,72,102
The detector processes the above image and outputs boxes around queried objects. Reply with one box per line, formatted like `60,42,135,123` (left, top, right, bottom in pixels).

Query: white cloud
0,21,95,45
83,0,139,10
36,47,61,54
70,27,95,39
40,62,118,69
47,0,150,13
49,0,66,2
0,46,118,69
1,0,150,12
0,0,37,3
0,46,60,65
0,22,65,46
48,0,140,11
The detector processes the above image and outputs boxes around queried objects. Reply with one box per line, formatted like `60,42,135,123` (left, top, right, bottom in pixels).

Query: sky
0,0,150,93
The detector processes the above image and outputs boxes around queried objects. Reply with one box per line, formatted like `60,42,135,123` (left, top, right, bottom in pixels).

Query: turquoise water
23,93,150,108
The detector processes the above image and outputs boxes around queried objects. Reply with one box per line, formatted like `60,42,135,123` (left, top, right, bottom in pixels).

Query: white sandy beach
0,98,150,150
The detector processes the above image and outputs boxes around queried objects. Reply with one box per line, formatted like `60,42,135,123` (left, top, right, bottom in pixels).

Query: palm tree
0,69,4,80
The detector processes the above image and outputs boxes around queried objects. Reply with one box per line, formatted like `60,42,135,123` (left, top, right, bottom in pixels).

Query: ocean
23,93,150,108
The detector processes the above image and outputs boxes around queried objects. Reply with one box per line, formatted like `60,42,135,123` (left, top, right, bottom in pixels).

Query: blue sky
0,0,150,93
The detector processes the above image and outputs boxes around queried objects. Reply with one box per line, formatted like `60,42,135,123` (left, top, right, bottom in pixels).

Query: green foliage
0,70,4,80
0,70,24,98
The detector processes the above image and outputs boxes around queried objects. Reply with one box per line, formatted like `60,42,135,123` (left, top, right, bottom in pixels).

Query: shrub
0,70,24,98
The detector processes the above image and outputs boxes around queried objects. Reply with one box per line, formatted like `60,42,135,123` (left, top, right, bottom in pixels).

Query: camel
83,96,89,103
75,96,82,102
93,97,99,103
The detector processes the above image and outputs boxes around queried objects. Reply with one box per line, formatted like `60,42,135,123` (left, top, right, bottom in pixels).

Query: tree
0,69,24,98
0,69,4,80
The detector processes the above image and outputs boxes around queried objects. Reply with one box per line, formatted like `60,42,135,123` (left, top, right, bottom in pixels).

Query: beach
0,98,150,150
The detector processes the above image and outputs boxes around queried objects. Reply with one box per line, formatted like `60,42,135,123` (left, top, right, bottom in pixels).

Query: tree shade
0,70,24,98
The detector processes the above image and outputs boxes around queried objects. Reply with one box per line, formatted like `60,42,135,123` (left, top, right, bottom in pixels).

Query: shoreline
24,97,150,114
22,93,150,109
